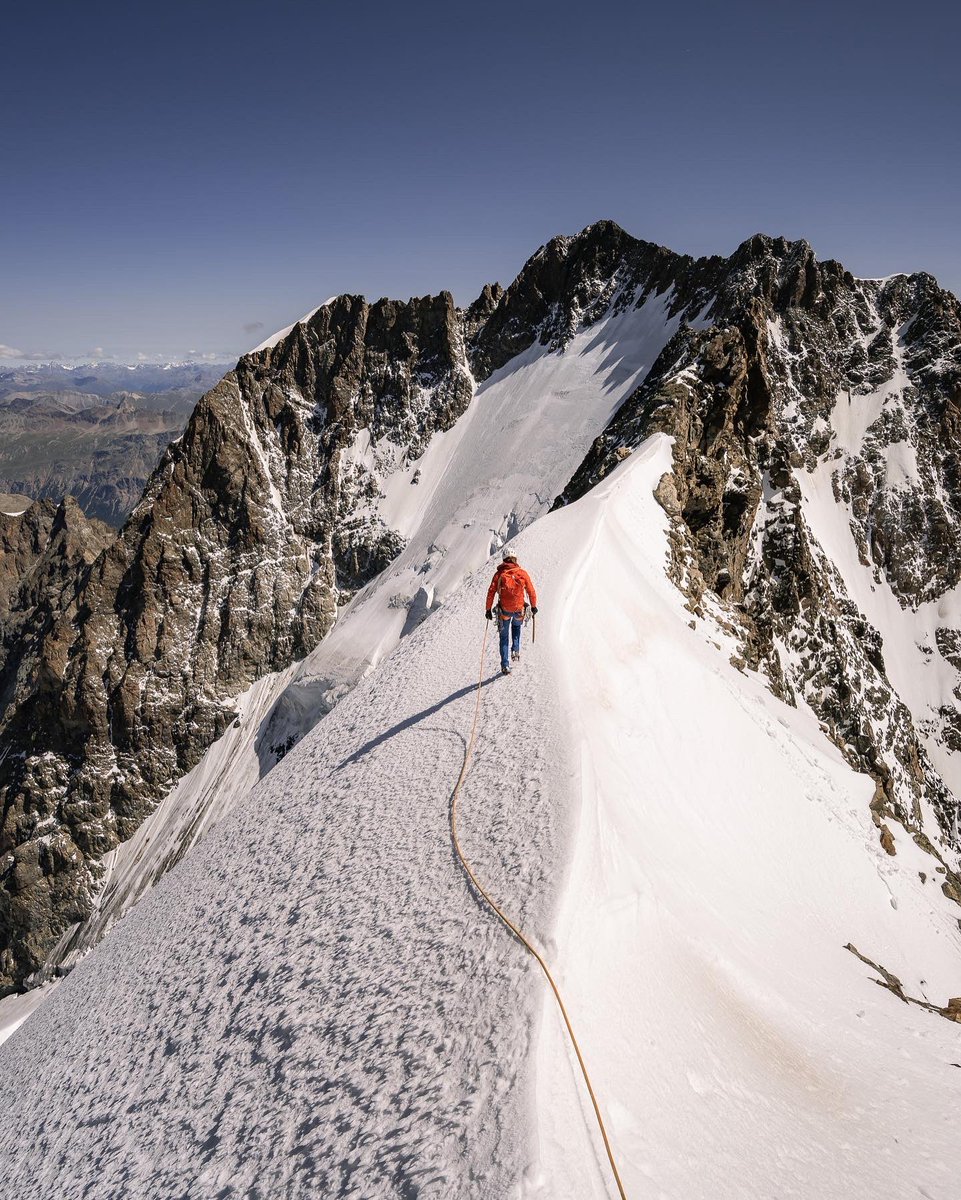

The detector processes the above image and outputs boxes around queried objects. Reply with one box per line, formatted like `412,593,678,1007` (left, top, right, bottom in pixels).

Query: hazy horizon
0,221,953,369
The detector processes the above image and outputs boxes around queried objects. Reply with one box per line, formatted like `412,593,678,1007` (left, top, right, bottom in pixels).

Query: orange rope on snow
450,621,628,1200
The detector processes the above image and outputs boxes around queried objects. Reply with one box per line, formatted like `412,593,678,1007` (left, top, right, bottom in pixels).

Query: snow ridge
2,435,960,1199
3,224,961,1199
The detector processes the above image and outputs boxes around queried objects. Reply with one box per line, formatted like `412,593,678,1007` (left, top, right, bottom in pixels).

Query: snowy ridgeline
0,282,686,1006
1,433,959,1199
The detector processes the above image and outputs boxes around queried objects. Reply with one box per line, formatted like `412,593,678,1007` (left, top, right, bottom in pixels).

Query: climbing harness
449,622,627,1200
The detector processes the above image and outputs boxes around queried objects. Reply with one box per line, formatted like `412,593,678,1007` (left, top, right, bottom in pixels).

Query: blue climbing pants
498,611,523,669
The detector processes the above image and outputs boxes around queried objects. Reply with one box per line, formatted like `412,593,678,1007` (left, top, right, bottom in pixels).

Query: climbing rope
449,621,628,1200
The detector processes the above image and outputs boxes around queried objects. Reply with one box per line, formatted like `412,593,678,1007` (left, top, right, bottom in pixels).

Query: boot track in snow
449,621,628,1200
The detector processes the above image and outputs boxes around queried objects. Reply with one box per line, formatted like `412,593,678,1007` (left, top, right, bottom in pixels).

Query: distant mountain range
0,361,232,524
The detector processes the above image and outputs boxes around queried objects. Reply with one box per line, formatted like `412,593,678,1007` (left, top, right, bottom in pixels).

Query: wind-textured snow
2,433,960,1198
0,531,579,1198
3,283,961,1198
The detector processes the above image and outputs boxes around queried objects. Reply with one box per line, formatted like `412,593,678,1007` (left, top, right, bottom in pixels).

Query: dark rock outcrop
0,291,480,992
4,221,961,994
560,233,961,860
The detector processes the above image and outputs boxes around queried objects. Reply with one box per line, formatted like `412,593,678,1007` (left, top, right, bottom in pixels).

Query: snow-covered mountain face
3,438,961,1200
2,222,960,1001
0,226,687,992
562,235,961,899
2,223,961,1199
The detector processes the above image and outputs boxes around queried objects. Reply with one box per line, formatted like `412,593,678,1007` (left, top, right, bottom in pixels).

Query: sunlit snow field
1,298,960,1198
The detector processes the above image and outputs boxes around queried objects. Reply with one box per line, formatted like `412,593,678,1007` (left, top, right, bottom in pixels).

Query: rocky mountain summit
2,222,961,994
561,234,961,894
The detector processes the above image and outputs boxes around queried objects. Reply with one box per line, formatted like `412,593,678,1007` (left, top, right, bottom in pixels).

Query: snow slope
537,438,961,1199
272,285,683,726
0,526,579,1198
1,434,959,1199
0,980,58,1043
0,284,682,1035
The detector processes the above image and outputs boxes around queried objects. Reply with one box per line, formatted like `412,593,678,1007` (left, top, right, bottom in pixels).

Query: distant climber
485,553,538,675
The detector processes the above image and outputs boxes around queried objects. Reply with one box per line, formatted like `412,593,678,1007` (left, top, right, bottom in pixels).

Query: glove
531,606,538,615
485,609,492,621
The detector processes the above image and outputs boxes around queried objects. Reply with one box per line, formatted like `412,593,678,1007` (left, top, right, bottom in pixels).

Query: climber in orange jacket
485,553,538,675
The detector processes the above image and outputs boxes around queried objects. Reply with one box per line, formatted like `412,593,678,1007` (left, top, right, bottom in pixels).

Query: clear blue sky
2,0,958,362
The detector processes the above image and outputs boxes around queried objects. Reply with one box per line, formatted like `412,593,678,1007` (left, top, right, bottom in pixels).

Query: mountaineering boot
501,664,511,676
511,651,520,662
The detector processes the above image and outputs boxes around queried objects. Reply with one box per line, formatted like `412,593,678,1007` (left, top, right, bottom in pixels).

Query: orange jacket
486,563,537,613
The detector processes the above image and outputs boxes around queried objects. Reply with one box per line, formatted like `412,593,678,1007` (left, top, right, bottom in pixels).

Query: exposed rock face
0,498,114,685
560,234,961,885
0,500,115,982
0,499,114,676
0,291,482,992
3,222,961,993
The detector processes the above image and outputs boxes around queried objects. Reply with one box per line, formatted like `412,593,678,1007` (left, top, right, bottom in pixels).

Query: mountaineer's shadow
337,674,500,769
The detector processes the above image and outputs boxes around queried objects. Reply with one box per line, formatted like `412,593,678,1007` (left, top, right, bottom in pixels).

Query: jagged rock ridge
560,233,961,895
3,223,961,993
1,235,697,992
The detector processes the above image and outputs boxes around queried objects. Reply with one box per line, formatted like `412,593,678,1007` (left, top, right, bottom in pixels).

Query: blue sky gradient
3,0,958,361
